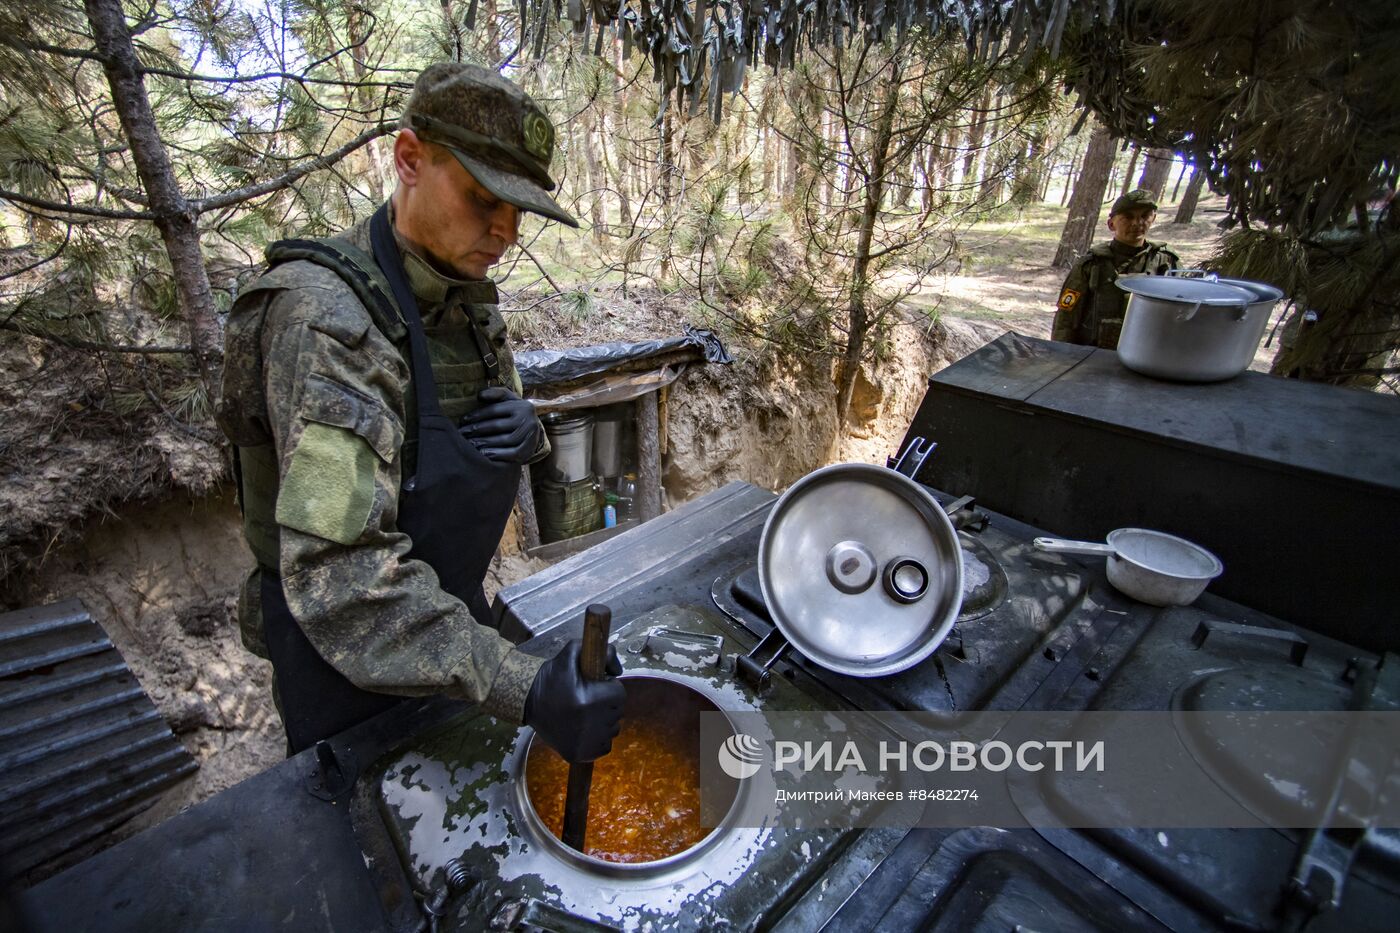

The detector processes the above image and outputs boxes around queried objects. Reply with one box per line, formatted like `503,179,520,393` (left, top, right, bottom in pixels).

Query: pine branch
0,186,155,220
189,123,394,214
0,34,106,63
0,320,192,355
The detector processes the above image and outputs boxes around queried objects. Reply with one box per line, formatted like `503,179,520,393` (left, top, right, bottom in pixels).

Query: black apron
263,205,522,754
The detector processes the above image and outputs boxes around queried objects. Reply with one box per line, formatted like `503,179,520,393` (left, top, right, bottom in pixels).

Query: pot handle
891,435,936,483
1177,300,1203,322
1033,536,1115,557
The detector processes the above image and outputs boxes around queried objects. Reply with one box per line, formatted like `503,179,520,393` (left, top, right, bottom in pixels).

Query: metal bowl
758,463,963,677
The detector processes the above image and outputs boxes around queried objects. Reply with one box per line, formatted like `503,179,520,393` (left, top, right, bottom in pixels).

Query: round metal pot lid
1214,276,1285,303
1115,274,1256,306
758,463,963,678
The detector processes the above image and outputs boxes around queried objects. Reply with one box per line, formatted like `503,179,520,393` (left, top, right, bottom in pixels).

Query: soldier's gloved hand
458,386,542,464
524,639,624,763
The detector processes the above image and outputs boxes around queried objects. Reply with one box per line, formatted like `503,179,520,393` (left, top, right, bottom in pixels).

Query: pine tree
1054,122,1114,269
1,0,404,405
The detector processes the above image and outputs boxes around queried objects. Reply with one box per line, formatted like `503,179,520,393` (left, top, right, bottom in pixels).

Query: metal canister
541,412,595,483
591,407,625,478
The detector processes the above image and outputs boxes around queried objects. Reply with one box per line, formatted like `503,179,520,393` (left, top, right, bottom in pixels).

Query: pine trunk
582,107,606,243
783,133,798,197
83,0,222,391
922,138,940,213
1170,161,1190,201
1060,135,1085,207
1012,125,1049,204
762,126,775,193
978,92,1006,203
659,106,675,278
837,76,900,424
1119,144,1141,196
962,88,992,194
659,107,675,211
608,37,634,228
1173,170,1207,224
1138,148,1173,200
1053,123,1114,269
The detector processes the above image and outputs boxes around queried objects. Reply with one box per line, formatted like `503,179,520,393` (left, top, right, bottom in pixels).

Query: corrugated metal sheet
0,599,197,881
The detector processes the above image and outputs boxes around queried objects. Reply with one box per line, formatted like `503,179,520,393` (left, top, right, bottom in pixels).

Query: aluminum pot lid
1115,274,1257,306
1214,276,1285,303
758,463,963,678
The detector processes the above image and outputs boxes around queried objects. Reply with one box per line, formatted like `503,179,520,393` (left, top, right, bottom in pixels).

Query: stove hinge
734,628,792,694
1191,619,1309,666
1278,653,1400,930
490,896,622,932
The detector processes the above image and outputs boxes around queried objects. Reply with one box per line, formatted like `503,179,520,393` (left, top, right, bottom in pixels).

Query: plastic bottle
617,473,637,521
603,503,617,528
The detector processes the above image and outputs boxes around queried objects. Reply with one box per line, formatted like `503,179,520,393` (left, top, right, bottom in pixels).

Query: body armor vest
232,231,521,572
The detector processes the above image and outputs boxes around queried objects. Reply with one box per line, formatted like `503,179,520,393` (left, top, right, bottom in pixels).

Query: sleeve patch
1058,288,1082,310
300,373,402,463
276,422,377,545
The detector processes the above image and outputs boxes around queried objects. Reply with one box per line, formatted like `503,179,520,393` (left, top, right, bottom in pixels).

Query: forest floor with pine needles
902,196,1235,336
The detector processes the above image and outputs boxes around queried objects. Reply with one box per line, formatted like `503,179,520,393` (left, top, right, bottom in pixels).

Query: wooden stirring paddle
561,603,613,851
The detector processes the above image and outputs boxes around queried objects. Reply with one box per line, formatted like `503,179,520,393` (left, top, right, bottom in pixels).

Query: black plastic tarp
515,326,732,388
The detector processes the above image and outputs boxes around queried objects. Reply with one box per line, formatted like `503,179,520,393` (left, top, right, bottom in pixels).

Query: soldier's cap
402,63,579,228
1111,188,1159,216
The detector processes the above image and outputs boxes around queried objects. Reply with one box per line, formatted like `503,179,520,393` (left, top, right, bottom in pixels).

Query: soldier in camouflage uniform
216,63,624,758
1053,188,1180,349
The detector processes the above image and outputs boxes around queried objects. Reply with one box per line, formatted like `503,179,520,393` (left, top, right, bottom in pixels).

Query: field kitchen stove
345,456,1133,932
20,333,1400,933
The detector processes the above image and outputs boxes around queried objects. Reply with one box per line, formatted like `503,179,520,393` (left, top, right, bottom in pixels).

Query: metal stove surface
359,604,878,932
492,480,1399,932
1020,586,1400,933
821,550,1400,933
710,517,1114,715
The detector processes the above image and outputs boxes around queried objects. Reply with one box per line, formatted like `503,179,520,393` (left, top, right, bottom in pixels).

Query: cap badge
522,110,553,162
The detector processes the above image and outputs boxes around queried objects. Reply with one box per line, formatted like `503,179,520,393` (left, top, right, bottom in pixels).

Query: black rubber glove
458,386,543,464
524,639,625,763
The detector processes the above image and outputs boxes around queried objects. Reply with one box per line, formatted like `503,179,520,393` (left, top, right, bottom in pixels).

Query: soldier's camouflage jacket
216,209,546,723
1053,240,1179,348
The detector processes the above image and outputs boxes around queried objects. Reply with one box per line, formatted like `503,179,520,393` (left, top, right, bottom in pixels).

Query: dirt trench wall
10,491,282,850
664,316,1006,500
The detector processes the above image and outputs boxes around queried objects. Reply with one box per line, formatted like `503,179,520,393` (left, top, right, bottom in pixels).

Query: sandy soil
913,200,1231,331
893,198,1285,373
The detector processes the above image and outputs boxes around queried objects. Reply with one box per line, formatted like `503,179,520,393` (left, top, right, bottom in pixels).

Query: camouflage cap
1111,188,1159,216
403,63,579,228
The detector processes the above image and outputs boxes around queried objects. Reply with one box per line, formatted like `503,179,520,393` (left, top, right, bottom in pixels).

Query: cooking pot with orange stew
515,675,744,874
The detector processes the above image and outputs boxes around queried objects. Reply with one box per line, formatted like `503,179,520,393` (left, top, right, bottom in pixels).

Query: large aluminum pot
757,449,963,677
1115,272,1284,382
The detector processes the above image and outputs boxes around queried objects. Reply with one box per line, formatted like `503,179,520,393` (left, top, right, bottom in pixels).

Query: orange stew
525,678,708,863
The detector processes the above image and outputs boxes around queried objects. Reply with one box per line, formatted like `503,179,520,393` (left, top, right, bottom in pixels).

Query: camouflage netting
533,0,1398,237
